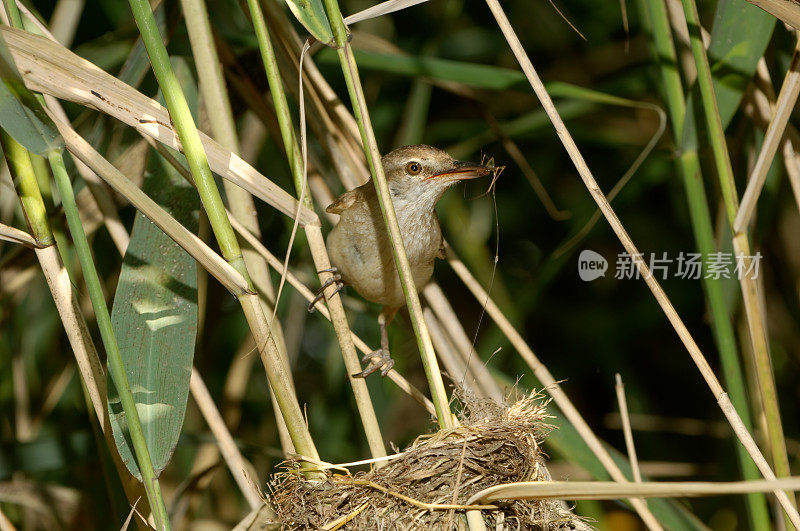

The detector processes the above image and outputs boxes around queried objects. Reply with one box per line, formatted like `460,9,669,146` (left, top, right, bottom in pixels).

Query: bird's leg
354,307,398,378
308,267,344,312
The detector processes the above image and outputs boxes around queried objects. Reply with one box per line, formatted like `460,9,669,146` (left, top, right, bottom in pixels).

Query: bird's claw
308,268,344,312
353,348,394,378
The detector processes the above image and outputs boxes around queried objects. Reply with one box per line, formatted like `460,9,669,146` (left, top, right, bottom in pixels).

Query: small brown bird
319,145,491,377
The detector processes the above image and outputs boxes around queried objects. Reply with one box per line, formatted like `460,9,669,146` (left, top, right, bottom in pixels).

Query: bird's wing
325,186,366,214
436,241,446,260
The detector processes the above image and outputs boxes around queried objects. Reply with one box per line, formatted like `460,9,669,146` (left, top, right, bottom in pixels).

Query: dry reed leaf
0,26,317,227
468,477,800,504
0,223,38,247
51,118,252,295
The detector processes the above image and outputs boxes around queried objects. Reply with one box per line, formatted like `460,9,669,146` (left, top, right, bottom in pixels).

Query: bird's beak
426,160,491,181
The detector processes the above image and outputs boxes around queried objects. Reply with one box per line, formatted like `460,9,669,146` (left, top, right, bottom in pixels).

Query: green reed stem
678,0,795,521
636,0,770,528
49,148,172,530
320,0,453,429
126,0,321,470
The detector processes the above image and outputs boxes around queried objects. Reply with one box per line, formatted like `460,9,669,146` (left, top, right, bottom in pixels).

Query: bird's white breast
327,191,442,308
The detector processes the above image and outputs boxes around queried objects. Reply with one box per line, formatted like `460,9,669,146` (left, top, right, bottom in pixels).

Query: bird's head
381,145,491,209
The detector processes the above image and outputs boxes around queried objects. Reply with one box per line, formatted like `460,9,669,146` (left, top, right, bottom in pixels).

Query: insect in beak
426,160,492,181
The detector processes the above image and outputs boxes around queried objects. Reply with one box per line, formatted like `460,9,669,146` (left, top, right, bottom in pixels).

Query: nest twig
269,391,590,530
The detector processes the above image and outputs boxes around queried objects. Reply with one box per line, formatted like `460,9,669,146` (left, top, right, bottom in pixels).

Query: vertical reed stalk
48,148,172,529
638,0,770,525
244,0,387,458
179,0,296,454
125,0,320,469
320,0,453,429
244,0,306,201
678,0,794,513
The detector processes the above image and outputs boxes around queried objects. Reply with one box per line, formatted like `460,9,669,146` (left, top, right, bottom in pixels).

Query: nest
269,391,589,530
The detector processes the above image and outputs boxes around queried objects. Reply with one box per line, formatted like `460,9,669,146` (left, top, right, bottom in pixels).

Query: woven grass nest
268,391,590,529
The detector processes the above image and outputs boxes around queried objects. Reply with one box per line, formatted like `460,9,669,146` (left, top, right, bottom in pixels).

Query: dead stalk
736,36,800,231
446,243,660,528
189,368,264,509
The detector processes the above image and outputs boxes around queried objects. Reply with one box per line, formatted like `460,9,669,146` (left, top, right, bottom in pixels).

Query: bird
316,144,492,378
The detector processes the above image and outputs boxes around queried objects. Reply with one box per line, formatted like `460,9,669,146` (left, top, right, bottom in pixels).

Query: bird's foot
353,348,395,378
308,268,344,312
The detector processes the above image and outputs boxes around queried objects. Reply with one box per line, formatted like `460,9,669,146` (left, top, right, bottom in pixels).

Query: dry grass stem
445,241,660,528
189,368,264,509
468,477,800,504
614,374,642,483
736,36,800,232
34,246,107,430
0,26,316,226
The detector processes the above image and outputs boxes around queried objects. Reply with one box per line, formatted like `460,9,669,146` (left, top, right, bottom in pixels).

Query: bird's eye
405,161,422,175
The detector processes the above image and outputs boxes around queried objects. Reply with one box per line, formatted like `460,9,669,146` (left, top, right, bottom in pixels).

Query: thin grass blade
281,0,334,45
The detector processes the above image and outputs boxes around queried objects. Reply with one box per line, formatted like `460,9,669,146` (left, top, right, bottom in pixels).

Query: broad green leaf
107,150,199,478
707,0,776,127
108,58,199,479
0,32,62,155
282,0,334,45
